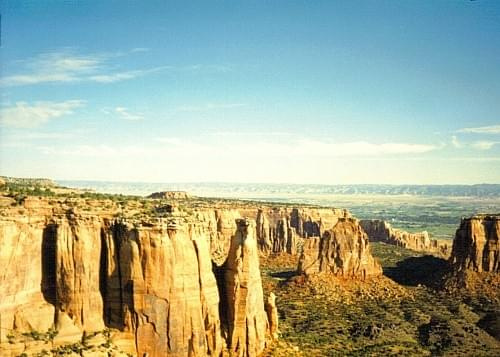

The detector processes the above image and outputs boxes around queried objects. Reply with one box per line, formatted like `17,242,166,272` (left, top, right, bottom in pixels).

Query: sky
1,0,500,184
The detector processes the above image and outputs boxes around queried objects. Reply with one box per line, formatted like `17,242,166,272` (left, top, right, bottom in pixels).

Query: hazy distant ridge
59,181,500,197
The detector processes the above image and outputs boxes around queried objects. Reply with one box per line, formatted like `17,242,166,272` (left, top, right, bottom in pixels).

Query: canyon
0,180,498,356
0,192,368,357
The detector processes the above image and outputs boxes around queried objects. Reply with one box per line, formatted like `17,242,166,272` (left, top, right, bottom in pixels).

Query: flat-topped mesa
147,191,190,199
450,214,500,273
360,219,452,258
297,217,382,279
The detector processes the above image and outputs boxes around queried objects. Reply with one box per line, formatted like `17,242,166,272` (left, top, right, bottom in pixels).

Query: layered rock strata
0,200,276,357
450,215,500,273
360,219,451,258
254,207,350,255
297,218,382,279
224,219,268,356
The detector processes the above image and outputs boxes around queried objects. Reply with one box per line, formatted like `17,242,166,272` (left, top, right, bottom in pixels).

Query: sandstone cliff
360,219,451,258
297,218,382,279
0,197,276,357
223,219,268,357
450,215,499,273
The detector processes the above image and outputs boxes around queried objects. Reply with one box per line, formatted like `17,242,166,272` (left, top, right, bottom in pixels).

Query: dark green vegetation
261,243,500,356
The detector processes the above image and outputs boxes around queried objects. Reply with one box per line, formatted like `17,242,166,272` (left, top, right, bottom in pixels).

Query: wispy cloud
115,107,144,121
451,135,462,148
130,47,150,53
457,124,500,134
58,137,439,159
0,50,170,87
176,103,246,112
471,141,500,150
204,131,293,137
0,100,85,128
88,66,171,83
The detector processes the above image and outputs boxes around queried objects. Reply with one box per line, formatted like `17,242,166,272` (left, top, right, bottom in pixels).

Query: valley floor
261,243,500,357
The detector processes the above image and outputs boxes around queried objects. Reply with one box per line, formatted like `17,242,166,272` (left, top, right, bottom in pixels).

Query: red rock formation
0,200,277,357
297,218,382,279
223,219,269,356
450,215,500,273
360,219,451,258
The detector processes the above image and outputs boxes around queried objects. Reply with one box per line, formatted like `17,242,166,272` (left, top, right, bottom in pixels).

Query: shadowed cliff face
450,215,500,273
297,218,382,279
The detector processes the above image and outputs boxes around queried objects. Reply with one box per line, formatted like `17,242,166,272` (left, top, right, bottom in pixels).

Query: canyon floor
260,244,500,357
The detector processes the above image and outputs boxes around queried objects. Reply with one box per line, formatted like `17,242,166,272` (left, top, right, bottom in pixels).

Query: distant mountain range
58,180,500,198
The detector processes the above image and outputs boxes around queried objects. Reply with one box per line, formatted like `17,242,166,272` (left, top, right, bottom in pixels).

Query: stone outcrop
0,199,277,357
253,207,350,255
223,219,269,357
147,191,190,199
360,219,452,258
192,206,351,257
450,215,500,273
265,293,278,340
297,218,382,279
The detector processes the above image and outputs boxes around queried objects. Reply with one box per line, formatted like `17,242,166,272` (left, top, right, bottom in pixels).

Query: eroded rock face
450,215,500,273
223,219,269,357
360,219,452,258
297,218,382,279
252,207,350,255
0,200,277,357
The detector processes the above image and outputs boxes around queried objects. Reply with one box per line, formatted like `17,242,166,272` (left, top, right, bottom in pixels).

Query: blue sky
1,0,500,184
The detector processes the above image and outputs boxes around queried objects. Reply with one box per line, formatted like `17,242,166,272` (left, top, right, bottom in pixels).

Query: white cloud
0,50,170,87
130,47,150,53
88,66,171,83
0,100,85,128
44,137,439,160
471,141,499,150
286,139,439,157
451,135,462,148
457,124,500,134
204,131,293,137
115,107,144,121
176,103,246,112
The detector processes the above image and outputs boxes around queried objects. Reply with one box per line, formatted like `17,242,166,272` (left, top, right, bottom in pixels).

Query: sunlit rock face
223,219,269,357
297,218,382,279
450,215,500,273
0,199,277,357
360,219,452,258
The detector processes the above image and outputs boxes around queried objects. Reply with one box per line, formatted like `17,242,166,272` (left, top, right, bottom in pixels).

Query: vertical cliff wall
297,218,382,279
450,215,500,273
360,219,452,258
223,219,269,357
0,202,276,357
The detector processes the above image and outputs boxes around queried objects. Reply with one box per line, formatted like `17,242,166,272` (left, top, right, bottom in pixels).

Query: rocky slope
297,218,382,279
360,219,451,258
